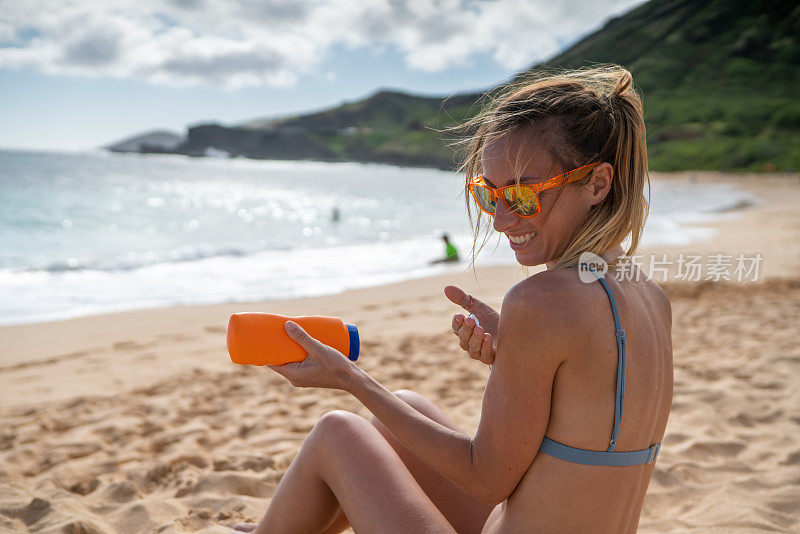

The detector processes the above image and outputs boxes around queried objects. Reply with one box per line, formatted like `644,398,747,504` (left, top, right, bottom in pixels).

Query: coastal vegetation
109,0,800,172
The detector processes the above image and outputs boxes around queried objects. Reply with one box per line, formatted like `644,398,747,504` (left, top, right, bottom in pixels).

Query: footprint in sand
0,497,51,527
66,477,101,496
767,490,800,515
752,380,784,390
661,462,712,485
213,455,275,472
706,460,756,473
780,449,800,466
682,440,747,461
111,501,179,533
161,333,195,343
177,472,274,499
38,442,102,473
102,480,142,503
113,340,142,351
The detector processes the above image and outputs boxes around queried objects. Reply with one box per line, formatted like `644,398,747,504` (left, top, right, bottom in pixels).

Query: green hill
542,0,800,172
141,0,800,172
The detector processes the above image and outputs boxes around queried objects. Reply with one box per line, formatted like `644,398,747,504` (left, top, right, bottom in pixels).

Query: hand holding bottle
268,321,358,391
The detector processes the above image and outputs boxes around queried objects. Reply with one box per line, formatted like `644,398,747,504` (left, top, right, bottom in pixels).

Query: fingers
451,313,471,345
284,321,323,352
268,360,305,387
268,361,301,375
479,333,495,365
267,362,290,381
467,324,484,355
444,285,466,306
451,313,464,334
444,285,475,311
451,314,493,364
452,314,477,347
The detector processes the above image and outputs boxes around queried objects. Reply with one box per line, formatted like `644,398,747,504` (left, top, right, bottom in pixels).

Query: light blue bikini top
537,266,662,466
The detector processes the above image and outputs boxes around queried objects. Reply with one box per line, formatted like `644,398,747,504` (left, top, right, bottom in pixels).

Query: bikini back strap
584,267,626,453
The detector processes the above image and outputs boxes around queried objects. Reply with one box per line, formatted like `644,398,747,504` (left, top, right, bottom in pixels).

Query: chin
514,249,547,267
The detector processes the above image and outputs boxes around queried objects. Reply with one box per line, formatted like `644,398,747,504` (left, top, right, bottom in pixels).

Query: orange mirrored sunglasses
468,162,600,218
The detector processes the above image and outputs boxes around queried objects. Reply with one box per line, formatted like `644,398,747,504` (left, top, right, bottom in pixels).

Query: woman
238,65,673,533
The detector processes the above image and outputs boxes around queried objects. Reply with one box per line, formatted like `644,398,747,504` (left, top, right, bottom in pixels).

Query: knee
312,410,370,445
315,410,363,433
310,410,382,462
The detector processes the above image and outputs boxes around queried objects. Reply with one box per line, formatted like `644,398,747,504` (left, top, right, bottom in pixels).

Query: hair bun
611,70,633,98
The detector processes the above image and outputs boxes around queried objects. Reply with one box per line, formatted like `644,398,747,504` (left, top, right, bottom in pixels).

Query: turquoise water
0,149,755,325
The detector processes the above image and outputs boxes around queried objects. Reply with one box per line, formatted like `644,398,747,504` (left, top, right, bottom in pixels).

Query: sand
0,172,798,533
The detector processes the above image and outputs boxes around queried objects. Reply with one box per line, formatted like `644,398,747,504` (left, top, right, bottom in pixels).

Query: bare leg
252,410,455,534
369,390,496,534
293,390,496,534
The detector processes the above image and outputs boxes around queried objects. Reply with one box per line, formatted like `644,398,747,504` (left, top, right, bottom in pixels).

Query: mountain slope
542,0,800,171
115,0,800,172
106,130,184,153
174,91,476,168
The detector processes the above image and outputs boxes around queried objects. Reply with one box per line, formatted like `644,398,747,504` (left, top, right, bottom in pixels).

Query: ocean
0,149,755,326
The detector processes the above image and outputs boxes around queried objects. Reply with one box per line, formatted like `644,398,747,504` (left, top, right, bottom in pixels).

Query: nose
492,199,519,233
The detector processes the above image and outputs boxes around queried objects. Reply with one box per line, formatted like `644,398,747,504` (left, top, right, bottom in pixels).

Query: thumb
444,285,476,311
284,321,322,351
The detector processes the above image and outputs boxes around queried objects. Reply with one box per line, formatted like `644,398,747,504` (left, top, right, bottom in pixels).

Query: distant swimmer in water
430,233,460,265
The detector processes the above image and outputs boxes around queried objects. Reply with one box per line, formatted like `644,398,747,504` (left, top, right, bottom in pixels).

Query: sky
0,0,646,151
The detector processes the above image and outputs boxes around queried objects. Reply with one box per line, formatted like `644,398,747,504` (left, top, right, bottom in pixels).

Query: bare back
483,266,674,533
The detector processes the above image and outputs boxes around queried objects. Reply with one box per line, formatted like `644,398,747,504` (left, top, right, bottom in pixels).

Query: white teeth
508,231,536,244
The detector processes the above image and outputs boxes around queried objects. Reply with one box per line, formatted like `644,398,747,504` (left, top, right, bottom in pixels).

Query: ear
585,163,614,207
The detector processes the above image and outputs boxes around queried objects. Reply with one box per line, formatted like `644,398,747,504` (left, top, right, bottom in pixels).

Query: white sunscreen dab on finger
468,314,480,327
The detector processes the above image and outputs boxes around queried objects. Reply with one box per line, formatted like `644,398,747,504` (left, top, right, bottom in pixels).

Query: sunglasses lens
504,186,540,216
471,185,497,214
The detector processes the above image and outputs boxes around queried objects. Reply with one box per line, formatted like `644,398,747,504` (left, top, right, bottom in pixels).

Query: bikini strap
580,266,626,452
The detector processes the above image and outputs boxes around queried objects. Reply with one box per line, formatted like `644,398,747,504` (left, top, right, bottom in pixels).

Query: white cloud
0,0,646,90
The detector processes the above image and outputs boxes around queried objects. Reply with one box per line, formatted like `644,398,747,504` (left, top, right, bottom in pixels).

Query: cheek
539,190,588,229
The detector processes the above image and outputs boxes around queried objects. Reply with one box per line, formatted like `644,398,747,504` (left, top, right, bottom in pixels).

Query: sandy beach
1,172,798,533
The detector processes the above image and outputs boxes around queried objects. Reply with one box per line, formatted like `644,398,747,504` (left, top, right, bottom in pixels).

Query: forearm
344,365,481,496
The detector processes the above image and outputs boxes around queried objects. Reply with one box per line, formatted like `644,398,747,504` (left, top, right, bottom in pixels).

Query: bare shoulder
493,270,583,382
502,269,588,330
641,276,672,327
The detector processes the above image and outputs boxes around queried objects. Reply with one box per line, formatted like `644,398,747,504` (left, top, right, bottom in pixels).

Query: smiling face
480,129,612,268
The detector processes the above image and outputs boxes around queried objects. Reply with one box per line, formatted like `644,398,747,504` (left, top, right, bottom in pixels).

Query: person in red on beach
233,65,673,534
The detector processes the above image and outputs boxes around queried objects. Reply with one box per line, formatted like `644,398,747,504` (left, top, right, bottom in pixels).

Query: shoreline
1,171,798,408
1,170,793,331
2,170,796,329
642,171,800,280
0,263,526,408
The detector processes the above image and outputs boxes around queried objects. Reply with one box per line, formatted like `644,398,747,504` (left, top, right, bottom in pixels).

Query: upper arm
469,280,573,504
649,280,672,333
661,285,672,329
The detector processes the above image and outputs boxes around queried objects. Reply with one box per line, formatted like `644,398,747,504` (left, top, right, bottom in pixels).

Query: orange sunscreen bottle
226,313,360,366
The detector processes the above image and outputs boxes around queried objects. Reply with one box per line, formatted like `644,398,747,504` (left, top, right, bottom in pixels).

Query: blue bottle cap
346,323,360,361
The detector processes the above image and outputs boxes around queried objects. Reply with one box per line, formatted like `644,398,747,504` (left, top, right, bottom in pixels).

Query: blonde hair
454,65,650,270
